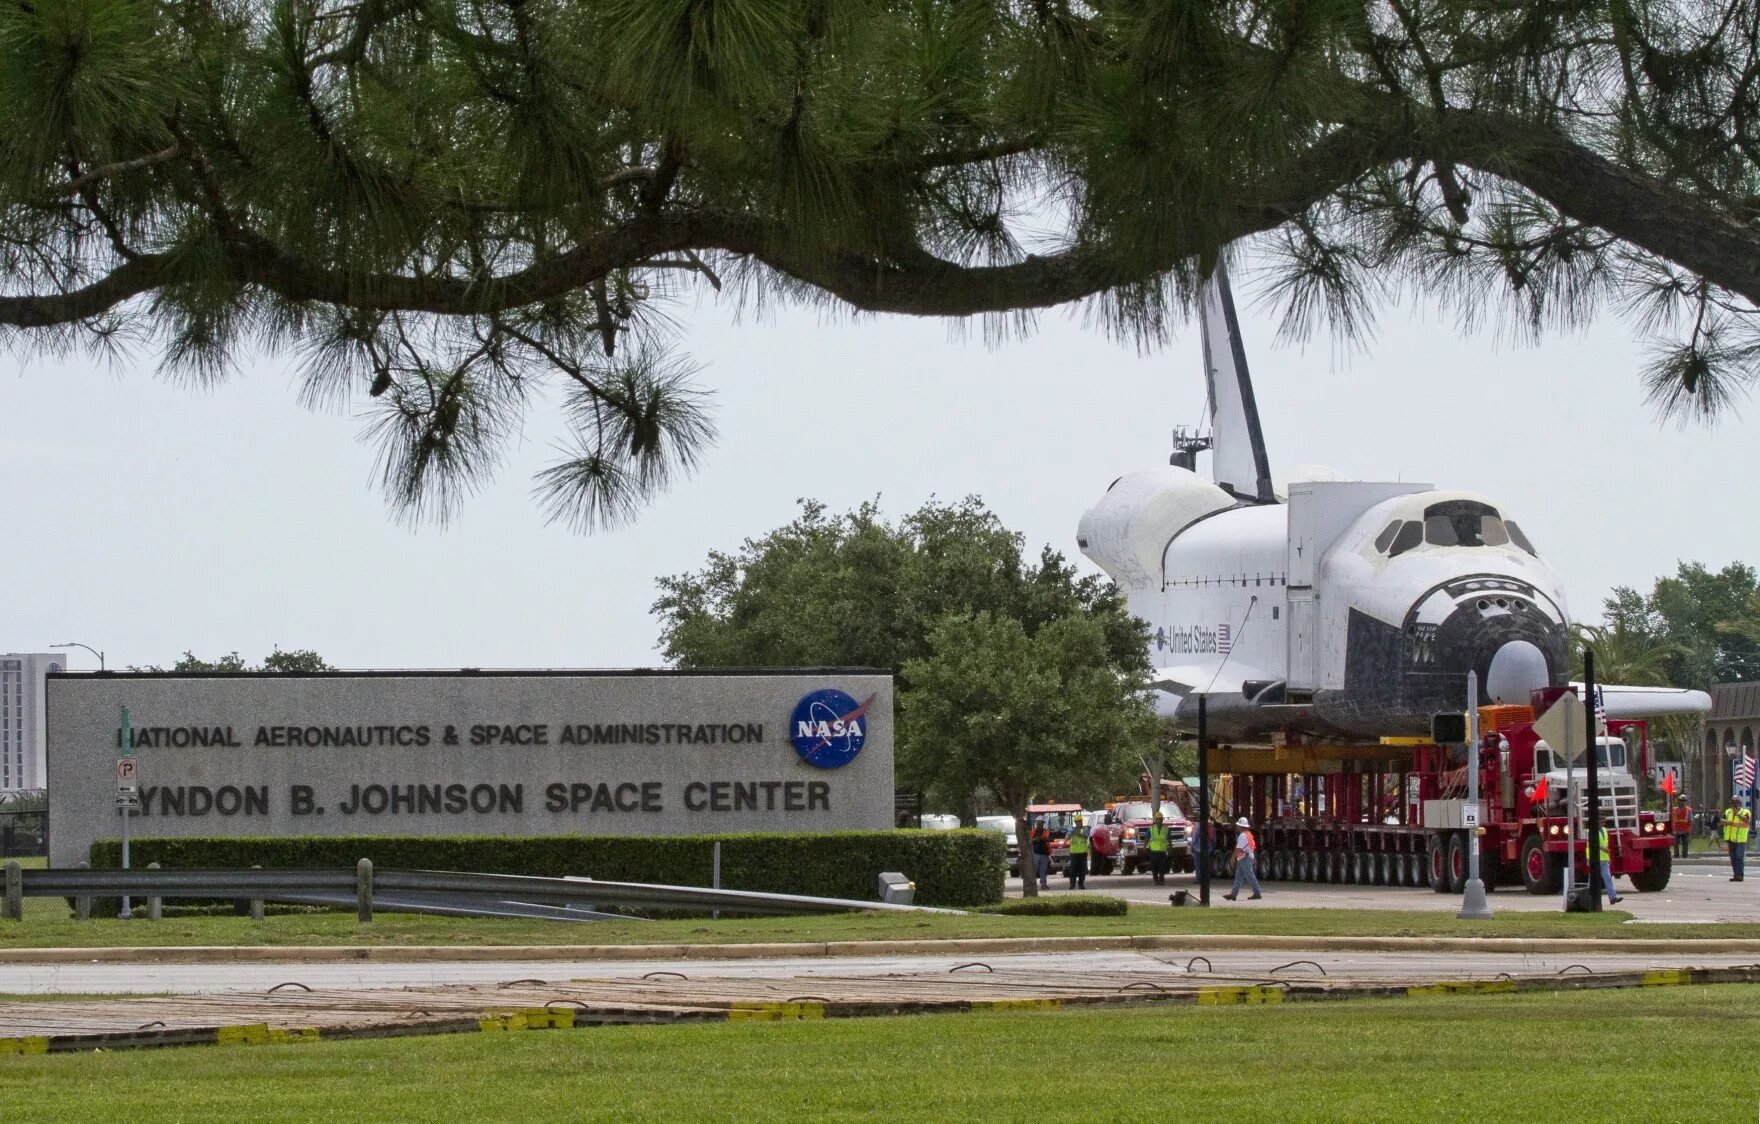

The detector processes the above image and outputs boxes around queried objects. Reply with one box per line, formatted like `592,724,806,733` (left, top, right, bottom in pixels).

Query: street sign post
1534,695,1586,909
1457,672,1492,920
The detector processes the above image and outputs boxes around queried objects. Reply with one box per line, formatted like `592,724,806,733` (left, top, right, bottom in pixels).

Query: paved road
5,947,1758,996
1023,855,1760,921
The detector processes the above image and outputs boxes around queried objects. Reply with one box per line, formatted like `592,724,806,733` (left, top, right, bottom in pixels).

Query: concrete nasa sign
44,669,894,867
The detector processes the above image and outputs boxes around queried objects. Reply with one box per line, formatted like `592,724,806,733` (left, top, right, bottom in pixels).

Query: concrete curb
5,932,1760,964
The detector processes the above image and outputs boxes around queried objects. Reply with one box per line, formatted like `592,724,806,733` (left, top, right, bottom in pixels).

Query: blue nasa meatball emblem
789,689,874,769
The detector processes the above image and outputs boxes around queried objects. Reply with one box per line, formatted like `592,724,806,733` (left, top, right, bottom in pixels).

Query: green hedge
976,895,1127,917
88,829,1004,908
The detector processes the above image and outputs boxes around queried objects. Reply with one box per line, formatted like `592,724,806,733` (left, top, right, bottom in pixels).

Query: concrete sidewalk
1021,858,1760,921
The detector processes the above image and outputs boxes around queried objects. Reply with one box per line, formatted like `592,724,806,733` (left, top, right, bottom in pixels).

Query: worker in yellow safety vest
1723,797,1753,883
1065,815,1091,891
1147,812,1172,886
1590,823,1622,905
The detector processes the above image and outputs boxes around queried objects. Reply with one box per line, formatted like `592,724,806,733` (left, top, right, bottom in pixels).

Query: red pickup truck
1108,799,1194,875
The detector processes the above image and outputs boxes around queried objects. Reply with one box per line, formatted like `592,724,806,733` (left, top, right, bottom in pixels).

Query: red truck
1105,799,1193,875
1204,688,1674,895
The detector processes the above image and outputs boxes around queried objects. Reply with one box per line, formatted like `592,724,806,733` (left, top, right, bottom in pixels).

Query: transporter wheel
1444,833,1470,894
1521,833,1563,895
1630,848,1673,892
1401,853,1418,887
1328,852,1344,883
1355,852,1371,884
1428,835,1450,893
1374,853,1390,886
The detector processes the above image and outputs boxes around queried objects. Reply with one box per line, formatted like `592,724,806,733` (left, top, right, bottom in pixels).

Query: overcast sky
4,270,1754,672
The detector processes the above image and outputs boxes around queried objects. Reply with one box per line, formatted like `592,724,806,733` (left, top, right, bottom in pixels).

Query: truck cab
1530,735,1641,826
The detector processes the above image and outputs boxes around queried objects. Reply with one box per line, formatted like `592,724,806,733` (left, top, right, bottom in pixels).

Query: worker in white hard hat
1222,815,1263,901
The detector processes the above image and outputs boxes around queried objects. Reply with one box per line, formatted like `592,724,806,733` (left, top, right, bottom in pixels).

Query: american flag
1736,752,1756,795
1218,624,1231,656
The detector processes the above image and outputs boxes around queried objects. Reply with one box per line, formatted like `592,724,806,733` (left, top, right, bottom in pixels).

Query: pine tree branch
49,146,182,197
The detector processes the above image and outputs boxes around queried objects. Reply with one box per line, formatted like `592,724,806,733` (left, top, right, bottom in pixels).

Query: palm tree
1715,589,1760,646
1568,621,1683,686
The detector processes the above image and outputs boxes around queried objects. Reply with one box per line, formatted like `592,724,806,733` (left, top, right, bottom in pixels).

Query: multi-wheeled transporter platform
1199,688,1675,894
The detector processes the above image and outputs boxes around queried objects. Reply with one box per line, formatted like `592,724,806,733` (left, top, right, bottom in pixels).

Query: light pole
49,642,105,671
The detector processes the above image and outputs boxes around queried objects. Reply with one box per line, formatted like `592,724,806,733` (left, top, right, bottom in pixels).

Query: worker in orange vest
1671,797,1693,859
1222,816,1263,901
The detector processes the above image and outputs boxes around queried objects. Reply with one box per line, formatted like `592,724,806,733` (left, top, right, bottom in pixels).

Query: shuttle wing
1143,664,1278,718
1570,682,1714,720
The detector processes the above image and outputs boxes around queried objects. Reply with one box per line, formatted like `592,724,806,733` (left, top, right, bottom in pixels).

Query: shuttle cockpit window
1422,501,1512,548
1374,521,1402,553
1388,521,1424,557
1505,521,1538,556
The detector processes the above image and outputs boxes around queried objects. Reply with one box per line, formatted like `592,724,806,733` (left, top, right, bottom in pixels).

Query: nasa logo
789,689,875,770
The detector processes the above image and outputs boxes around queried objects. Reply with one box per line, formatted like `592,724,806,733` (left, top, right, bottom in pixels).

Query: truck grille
1572,789,1641,827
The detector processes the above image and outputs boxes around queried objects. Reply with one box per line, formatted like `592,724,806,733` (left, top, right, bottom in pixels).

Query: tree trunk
1015,810,1038,899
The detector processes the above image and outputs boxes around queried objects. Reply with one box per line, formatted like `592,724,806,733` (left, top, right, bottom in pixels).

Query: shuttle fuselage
1078,466,1569,740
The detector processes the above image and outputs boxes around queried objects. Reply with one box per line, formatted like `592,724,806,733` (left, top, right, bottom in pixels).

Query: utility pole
1197,695,1210,906
1584,650,1603,911
1458,671,1492,919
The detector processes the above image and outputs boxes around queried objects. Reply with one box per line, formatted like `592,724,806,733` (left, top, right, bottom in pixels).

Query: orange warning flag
1533,776,1549,804
1661,771,1676,797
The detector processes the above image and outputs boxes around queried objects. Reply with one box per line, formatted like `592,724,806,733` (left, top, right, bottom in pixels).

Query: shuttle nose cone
1486,640,1549,705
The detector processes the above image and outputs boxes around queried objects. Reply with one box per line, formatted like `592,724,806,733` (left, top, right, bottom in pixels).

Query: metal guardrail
0,863,956,922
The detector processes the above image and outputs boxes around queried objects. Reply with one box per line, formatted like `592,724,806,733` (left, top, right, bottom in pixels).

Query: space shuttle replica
1078,264,1711,742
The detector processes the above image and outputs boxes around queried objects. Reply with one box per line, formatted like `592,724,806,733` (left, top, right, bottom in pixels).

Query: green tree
901,611,1156,897
1567,621,1681,685
134,648,332,672
1716,588,1760,647
9,2,1760,528
653,496,1151,821
1597,562,1760,688
654,498,1145,675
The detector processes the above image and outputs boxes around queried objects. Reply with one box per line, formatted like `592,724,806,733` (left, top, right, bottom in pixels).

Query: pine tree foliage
5,0,1760,525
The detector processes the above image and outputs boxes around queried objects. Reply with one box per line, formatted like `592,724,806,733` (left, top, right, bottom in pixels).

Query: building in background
1705,682,1760,809
1,653,63,793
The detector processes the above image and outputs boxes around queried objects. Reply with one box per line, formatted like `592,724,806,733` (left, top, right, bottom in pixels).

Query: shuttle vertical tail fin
1199,261,1275,504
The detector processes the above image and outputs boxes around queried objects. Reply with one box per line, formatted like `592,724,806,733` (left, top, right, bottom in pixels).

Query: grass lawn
2,986,1754,1122
4,901,1760,948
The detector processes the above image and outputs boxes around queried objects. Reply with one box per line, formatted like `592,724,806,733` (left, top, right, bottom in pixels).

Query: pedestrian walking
1722,796,1752,882
1146,811,1172,886
1066,815,1091,890
1029,817,1051,889
1593,823,1622,905
1221,816,1262,901
1671,797,1693,859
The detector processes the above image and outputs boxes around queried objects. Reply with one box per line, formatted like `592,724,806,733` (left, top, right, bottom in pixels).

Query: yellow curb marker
727,1001,825,1021
1197,985,1284,1005
1642,969,1691,987
0,1037,49,1055
973,998,1062,1011
1406,979,1518,997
